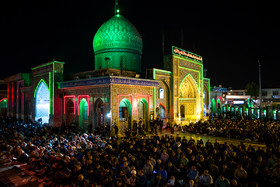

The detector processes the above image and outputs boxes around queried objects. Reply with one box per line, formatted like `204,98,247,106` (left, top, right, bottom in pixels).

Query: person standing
105,122,111,137
133,120,137,134
154,120,158,135
150,119,154,134
138,118,143,135
114,123,119,138
170,120,175,134
143,159,153,181
159,118,163,134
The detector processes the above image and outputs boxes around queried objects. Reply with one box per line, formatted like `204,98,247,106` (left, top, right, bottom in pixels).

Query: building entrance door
66,100,74,126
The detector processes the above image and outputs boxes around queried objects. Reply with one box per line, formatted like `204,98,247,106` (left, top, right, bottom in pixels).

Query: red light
12,83,14,108
7,83,9,111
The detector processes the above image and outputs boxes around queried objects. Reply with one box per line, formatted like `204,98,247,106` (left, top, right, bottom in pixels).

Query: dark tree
245,82,259,99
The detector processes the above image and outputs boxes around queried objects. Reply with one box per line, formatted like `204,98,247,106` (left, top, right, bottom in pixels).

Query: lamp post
258,60,262,118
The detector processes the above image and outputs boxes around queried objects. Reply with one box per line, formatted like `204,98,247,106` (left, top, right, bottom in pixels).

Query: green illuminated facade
93,14,143,73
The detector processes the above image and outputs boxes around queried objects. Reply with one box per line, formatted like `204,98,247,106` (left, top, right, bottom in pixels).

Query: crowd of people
1,116,280,187
185,118,280,148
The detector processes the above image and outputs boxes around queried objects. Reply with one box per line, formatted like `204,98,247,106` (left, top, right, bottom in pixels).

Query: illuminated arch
138,98,148,118
179,74,198,98
94,98,105,128
34,80,50,124
34,79,49,98
65,99,75,126
118,98,132,131
0,98,7,104
0,98,7,110
79,98,89,129
138,98,148,129
203,84,209,109
211,98,216,113
217,97,221,114
178,74,200,120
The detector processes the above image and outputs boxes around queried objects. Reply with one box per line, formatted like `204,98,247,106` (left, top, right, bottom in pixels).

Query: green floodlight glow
263,110,267,117
211,98,216,113
0,98,7,108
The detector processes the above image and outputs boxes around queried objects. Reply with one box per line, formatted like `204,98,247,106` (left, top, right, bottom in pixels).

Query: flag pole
258,60,262,115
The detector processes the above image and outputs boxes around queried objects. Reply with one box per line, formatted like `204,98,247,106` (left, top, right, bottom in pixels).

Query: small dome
93,14,143,54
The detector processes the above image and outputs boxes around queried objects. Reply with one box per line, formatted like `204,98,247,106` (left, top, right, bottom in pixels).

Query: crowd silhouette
1,116,280,186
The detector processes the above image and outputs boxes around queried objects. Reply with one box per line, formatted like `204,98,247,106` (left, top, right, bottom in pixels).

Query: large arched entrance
79,98,88,129
94,98,105,129
138,98,148,130
179,74,199,122
34,80,50,124
118,98,132,133
66,99,75,126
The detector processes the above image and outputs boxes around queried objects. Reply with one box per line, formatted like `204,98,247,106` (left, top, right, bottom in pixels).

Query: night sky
1,0,279,89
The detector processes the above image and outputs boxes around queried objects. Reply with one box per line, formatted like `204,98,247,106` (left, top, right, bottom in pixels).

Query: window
119,100,128,121
119,107,128,121
159,88,164,99
120,55,127,70
180,105,185,121
262,91,267,96
273,91,279,96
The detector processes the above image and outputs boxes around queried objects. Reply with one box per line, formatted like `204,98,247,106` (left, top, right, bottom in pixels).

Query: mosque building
4,6,210,134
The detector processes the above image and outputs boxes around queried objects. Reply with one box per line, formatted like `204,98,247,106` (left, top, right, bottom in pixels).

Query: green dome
93,14,143,54
93,14,143,73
